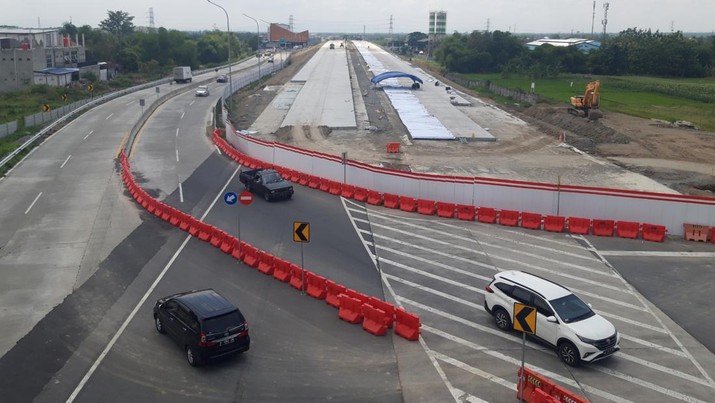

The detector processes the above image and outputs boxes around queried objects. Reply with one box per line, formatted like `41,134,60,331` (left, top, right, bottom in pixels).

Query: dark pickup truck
239,168,294,201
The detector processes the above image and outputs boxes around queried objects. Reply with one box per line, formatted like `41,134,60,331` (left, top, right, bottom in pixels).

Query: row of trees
60,11,257,77
428,29,715,79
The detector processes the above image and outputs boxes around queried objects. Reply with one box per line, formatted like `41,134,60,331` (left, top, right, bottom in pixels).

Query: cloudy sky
4,0,714,35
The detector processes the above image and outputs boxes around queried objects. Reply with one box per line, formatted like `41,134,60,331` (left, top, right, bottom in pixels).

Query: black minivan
153,289,250,366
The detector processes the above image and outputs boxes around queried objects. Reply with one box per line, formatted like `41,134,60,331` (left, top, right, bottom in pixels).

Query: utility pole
591,1,596,39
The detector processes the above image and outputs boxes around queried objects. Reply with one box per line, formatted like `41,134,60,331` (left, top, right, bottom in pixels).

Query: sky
3,0,715,36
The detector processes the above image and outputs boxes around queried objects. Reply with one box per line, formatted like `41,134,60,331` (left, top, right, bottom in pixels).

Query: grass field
462,73,715,132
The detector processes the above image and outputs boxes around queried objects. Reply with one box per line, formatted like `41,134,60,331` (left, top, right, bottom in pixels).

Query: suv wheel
264,193,271,201
558,341,581,367
186,346,201,367
493,307,512,331
155,316,165,334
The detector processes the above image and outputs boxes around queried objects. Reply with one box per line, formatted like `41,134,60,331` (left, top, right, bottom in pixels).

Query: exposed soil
229,45,715,197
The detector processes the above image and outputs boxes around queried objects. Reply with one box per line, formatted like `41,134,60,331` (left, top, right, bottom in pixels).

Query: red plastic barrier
568,217,591,235
231,240,247,261
499,209,519,226
642,223,666,242
341,184,355,199
338,294,364,324
242,245,260,268
532,388,559,403
289,170,300,182
521,212,542,230
456,204,476,221
178,212,192,231
328,181,342,195
386,142,400,153
436,202,456,218
354,187,369,202
592,219,615,236
384,193,399,209
160,206,172,222
549,383,589,403
305,272,327,299
219,233,234,254
272,258,292,282
417,199,436,215
308,175,321,189
367,190,383,206
544,215,566,232
684,223,709,242
399,196,417,212
198,223,212,241
289,264,305,291
325,280,347,308
477,207,498,224
367,297,395,328
168,208,181,226
188,219,201,237
209,227,224,247
517,367,553,403
257,253,275,275
394,308,421,341
361,304,388,336
298,174,309,186
345,288,369,305
319,179,330,192
616,221,640,239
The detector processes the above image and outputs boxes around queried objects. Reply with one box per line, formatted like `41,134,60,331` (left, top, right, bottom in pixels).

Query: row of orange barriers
517,367,588,403
213,131,672,243
119,149,421,341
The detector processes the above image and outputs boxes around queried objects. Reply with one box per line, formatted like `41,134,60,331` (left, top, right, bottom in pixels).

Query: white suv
484,270,620,366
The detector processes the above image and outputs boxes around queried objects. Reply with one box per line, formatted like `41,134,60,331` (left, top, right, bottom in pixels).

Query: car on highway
216,75,228,83
153,289,250,366
195,85,210,97
484,270,620,366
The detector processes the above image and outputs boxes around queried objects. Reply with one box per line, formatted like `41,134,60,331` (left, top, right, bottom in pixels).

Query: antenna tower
591,1,596,38
289,15,294,32
601,2,609,40
486,18,490,33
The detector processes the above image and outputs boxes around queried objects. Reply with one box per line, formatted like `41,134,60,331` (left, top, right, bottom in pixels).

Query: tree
59,22,78,38
99,10,135,46
406,32,428,51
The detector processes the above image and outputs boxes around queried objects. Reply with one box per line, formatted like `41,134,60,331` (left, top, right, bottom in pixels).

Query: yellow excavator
568,80,603,120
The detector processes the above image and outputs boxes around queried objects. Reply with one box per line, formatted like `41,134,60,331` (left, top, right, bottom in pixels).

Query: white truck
173,66,192,83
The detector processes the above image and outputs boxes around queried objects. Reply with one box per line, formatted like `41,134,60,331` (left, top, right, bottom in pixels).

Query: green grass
463,74,715,132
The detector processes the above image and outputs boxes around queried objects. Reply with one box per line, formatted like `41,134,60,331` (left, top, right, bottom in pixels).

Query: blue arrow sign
224,191,238,205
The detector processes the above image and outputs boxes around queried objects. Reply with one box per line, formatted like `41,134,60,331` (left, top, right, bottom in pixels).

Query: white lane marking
577,236,715,386
175,128,180,137
124,100,134,106
105,113,114,120
25,192,42,214
599,251,715,258
83,130,93,140
595,310,668,334
60,155,71,168
433,351,515,391
380,258,488,293
215,145,222,154
175,149,179,163
450,387,490,403
190,100,195,106
611,353,714,388
378,245,493,282
619,334,686,357
341,198,376,268
66,166,241,402
423,325,633,403
591,365,711,402
178,182,184,203
180,112,185,119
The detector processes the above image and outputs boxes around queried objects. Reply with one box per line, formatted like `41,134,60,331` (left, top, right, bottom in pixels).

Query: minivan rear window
203,310,245,334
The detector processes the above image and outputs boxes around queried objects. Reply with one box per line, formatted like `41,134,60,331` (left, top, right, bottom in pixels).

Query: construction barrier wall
225,122,715,236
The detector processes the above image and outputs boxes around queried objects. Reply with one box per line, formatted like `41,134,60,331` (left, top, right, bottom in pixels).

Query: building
525,38,602,53
428,11,447,35
0,28,86,93
266,23,309,49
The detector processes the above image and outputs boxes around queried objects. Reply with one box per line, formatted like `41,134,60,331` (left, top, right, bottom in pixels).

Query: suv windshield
549,294,594,323
203,310,245,334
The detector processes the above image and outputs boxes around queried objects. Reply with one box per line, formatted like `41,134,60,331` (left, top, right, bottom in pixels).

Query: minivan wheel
558,341,581,367
155,316,165,334
493,307,512,331
186,346,201,367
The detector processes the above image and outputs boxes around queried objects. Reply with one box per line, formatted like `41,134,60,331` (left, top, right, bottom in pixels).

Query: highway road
1,43,715,403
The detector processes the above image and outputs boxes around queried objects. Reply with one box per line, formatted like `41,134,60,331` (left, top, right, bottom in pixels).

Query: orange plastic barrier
499,209,519,226
354,187,369,202
288,170,300,182
209,227,224,247
616,221,640,239
325,280,347,308
289,265,305,290
399,196,417,212
386,142,400,153
188,219,202,237
361,304,388,336
477,207,498,224
198,223,212,241
456,204,476,221
308,175,321,189
568,217,591,235
160,206,172,222
436,202,456,218
319,180,330,192
328,181,342,195
642,223,666,242
394,308,421,341
517,367,551,402
368,297,395,328
178,211,193,232
341,184,355,199
242,246,260,268
417,199,436,215
272,258,292,282
521,212,542,230
305,272,327,300
219,233,234,254
338,294,364,324
345,288,369,305
531,388,559,403
257,253,275,275
544,215,566,232
549,383,589,403
295,173,307,186
367,190,383,205
683,223,709,242
168,208,181,226
145,198,158,215
592,219,615,236
232,240,247,261
384,193,399,209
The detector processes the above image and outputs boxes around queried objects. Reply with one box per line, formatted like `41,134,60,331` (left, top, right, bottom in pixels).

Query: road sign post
513,303,537,403
225,191,251,261
293,222,310,294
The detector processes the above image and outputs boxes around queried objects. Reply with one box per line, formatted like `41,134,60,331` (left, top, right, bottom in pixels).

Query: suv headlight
577,334,598,345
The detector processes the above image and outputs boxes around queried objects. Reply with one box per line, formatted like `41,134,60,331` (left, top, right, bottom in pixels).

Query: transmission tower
149,8,155,30
601,2,609,40
289,15,294,33
591,1,596,39
389,15,393,35
486,18,490,33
